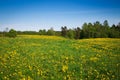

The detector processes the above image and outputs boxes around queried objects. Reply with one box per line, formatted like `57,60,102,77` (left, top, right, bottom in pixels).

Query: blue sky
0,0,120,31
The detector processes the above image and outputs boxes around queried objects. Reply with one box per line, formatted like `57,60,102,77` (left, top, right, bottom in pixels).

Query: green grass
0,35,120,80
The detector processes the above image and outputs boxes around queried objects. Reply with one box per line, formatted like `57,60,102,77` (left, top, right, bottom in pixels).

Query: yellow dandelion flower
37,69,43,76
28,76,33,80
21,77,26,80
62,65,68,72
65,57,68,60
80,55,86,59
28,65,32,70
90,57,99,62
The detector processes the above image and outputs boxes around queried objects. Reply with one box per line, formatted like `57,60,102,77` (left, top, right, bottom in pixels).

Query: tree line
39,20,120,39
0,20,120,38
61,20,120,39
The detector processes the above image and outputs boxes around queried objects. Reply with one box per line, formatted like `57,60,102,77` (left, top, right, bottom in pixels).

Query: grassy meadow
0,35,120,80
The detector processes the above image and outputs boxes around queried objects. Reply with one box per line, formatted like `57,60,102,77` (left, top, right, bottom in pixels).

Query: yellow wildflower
62,65,68,72
90,57,99,62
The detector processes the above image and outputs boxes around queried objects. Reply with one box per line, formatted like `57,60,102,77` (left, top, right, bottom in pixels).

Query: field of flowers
0,35,120,80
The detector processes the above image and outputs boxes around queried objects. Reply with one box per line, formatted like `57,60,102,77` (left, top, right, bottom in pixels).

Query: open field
0,35,120,80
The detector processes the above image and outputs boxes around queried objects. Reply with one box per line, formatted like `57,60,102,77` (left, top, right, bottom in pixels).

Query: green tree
82,22,88,38
47,27,55,35
61,26,67,37
93,21,102,38
103,20,109,28
74,27,81,39
110,23,120,38
67,29,75,39
116,22,120,32
39,29,46,35
82,22,95,38
7,29,17,38
88,23,94,38
102,20,110,37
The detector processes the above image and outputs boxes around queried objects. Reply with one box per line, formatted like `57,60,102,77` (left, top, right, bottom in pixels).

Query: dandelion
90,57,99,62
1,72,3,74
4,76,7,79
62,65,68,72
112,75,115,78
18,71,21,74
28,65,32,70
80,55,86,59
65,57,68,60
21,77,26,80
64,76,67,80
27,76,33,80
37,69,43,76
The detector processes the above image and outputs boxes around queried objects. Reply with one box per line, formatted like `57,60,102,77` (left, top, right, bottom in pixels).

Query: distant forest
0,20,120,39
